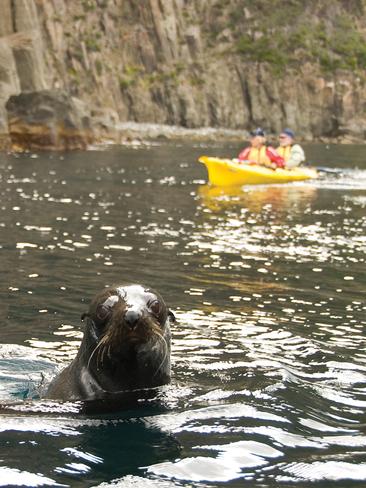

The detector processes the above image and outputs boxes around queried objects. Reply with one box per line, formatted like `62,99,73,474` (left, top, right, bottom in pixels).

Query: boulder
6,90,94,151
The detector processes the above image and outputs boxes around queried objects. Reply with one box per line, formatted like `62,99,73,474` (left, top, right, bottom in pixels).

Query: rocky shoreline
3,90,363,153
2,88,364,153
112,122,364,145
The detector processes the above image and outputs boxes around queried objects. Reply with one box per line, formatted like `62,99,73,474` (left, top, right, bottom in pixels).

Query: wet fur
46,285,173,401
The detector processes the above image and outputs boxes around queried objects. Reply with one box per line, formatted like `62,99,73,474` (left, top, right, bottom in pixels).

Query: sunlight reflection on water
0,143,365,486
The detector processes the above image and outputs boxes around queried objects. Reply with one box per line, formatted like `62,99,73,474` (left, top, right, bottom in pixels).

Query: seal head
46,284,174,401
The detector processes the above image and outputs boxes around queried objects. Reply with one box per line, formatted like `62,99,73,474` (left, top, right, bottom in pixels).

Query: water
0,141,365,487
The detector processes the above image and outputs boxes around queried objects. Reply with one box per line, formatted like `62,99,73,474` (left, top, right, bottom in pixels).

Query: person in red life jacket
238,128,285,169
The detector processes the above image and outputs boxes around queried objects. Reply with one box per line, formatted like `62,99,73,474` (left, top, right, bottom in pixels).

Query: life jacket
246,146,271,165
277,145,291,162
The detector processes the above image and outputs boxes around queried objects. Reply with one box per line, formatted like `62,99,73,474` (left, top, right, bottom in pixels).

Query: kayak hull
199,156,318,186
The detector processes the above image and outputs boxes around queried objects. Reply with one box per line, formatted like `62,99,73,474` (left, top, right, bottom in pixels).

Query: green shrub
119,77,134,90
236,33,289,71
85,37,100,52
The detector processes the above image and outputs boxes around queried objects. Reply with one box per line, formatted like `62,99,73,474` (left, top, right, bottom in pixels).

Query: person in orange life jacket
276,128,305,169
238,128,285,169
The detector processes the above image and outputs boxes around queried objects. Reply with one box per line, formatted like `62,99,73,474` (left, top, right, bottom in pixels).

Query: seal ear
168,310,176,324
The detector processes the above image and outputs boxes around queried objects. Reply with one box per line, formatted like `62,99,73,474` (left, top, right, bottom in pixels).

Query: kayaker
277,128,305,169
238,128,285,169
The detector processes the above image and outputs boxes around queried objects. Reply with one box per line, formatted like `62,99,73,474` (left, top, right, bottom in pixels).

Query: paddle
303,160,343,175
314,166,344,175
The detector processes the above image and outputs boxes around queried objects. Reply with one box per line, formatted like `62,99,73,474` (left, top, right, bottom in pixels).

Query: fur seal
46,284,174,401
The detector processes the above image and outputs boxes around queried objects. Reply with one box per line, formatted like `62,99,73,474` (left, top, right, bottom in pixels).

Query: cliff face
1,0,366,150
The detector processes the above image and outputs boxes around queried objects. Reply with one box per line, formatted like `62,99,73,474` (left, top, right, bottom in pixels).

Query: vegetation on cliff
206,0,366,73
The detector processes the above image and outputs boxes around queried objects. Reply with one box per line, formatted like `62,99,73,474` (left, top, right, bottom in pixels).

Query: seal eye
150,300,161,317
95,295,119,324
96,304,111,322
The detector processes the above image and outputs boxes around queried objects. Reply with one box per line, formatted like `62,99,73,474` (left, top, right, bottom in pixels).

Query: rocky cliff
1,0,365,150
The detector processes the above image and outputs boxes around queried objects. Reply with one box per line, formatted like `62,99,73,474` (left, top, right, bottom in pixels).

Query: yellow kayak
198,156,318,186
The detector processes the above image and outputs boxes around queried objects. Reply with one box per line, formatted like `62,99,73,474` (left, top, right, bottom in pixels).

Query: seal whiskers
151,330,169,378
87,334,109,371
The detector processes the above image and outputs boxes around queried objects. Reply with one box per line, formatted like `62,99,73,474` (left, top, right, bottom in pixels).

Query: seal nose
124,309,141,330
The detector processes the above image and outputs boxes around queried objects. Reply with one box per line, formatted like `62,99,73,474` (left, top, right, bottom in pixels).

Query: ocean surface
0,141,365,487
